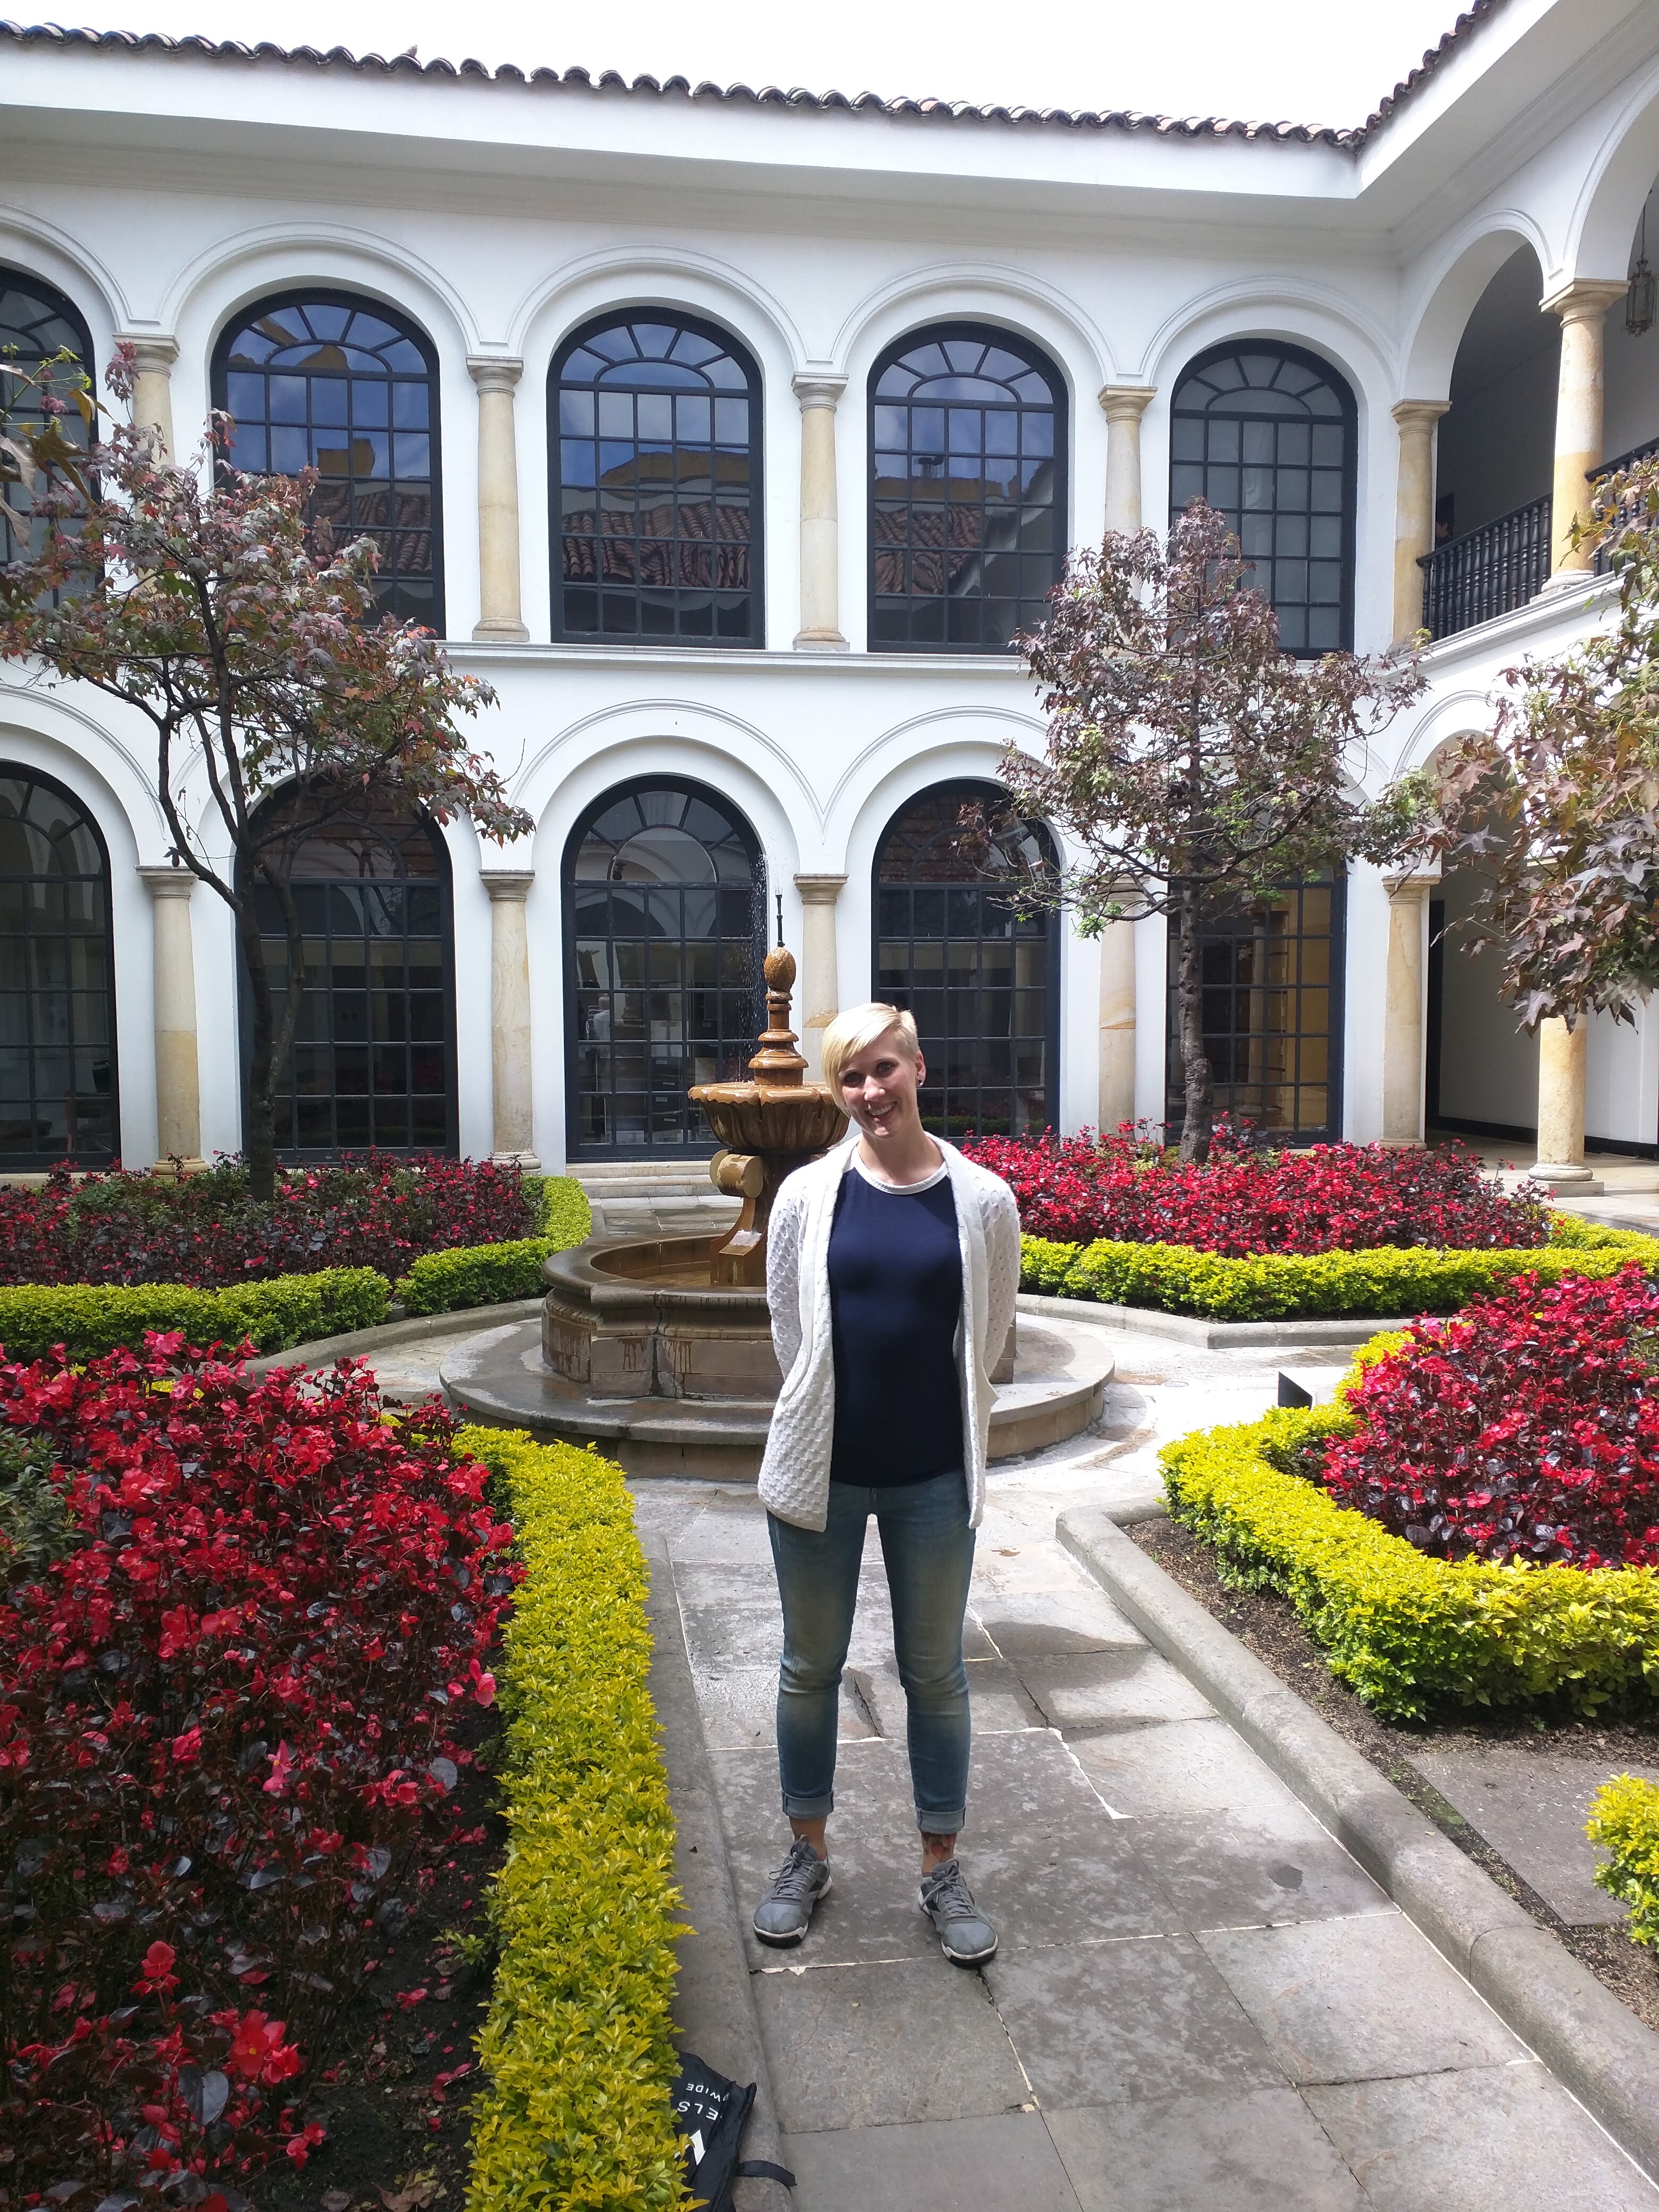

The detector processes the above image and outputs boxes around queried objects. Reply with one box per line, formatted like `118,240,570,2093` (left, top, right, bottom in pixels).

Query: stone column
467,357,530,642
1390,400,1449,642
117,334,179,459
793,373,847,648
1541,280,1627,575
1380,875,1435,1146
1099,384,1157,534
482,870,539,1167
1098,919,1137,1134
1534,1016,1603,1191
139,866,204,1171
793,873,848,1079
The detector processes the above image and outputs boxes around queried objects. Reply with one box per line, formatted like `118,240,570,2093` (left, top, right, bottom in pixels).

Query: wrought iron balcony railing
1417,492,1552,641
1591,435,1659,574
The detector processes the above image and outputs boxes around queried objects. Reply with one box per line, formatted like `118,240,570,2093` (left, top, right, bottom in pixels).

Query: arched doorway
242,790,456,1155
564,780,765,1158
0,767,118,1167
873,781,1059,1137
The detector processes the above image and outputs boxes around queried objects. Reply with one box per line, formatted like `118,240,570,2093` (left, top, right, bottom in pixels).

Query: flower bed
1,1339,518,2207
0,1157,576,1290
456,1428,685,2212
1590,1775,1659,1949
1019,1222,1659,1322
964,1127,1548,1253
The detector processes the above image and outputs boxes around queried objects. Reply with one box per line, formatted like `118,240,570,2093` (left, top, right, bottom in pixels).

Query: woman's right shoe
752,1836,833,1946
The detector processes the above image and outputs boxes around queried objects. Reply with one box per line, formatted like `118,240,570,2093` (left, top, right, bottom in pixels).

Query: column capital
1540,278,1627,324
794,872,848,905
1382,868,1440,896
467,355,525,395
116,332,180,375
1391,398,1451,432
792,370,847,409
481,869,535,902
138,863,197,900
1097,383,1157,423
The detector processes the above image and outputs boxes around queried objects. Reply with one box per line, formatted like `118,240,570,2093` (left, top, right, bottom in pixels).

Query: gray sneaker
752,1837,832,1947
919,1857,997,1964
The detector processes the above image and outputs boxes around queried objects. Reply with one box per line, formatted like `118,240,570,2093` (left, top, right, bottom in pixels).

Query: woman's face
837,1028,927,1144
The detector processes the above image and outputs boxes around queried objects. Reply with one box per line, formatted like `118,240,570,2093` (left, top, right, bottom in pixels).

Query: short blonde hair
820,1002,918,1092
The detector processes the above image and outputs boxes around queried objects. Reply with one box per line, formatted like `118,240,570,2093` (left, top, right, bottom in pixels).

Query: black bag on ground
671,2050,795,2210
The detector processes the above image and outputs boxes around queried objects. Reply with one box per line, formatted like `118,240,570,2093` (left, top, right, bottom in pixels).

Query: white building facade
2,0,1658,1176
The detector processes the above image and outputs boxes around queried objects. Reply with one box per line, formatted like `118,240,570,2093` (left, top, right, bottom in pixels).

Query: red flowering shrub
0,1154,537,1289
1322,1266,1659,1566
0,1338,517,2206
960,1125,1547,1254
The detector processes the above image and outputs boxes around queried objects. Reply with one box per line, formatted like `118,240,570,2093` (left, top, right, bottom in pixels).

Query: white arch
1565,59,1659,287
1400,219,1550,400
509,246,806,382
1138,279,1395,406
0,205,131,343
832,262,1115,399
507,697,824,838
161,222,481,362
0,685,167,859
823,703,1046,859
1386,686,1501,781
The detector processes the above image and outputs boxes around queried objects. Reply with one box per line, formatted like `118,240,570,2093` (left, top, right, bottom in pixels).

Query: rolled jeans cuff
781,1788,835,1820
917,1805,967,1836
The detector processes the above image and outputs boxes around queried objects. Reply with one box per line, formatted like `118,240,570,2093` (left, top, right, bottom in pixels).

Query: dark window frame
562,776,767,1161
549,310,766,649
211,287,447,632
1163,870,1347,1146
0,265,96,596
871,777,1062,1138
0,763,119,1171
1169,338,1358,657
236,792,459,1161
867,320,1069,656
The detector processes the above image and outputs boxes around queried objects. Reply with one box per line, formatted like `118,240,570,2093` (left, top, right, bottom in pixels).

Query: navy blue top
827,1161,963,1487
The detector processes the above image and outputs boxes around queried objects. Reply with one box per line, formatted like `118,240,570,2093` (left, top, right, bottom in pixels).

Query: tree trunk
1175,879,1214,1164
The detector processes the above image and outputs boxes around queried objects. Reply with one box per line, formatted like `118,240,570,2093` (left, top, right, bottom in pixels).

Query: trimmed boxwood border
1021,1216,1659,1322
457,1426,686,2212
1589,1775,1659,1949
1160,1350,1659,1722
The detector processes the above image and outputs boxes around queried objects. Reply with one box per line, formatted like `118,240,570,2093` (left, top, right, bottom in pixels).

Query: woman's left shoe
918,1857,998,1964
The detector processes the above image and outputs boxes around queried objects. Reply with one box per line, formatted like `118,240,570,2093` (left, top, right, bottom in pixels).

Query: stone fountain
440,933,1112,1478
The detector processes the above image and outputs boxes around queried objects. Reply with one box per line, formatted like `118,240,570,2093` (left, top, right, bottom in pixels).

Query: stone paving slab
785,2112,1082,2212
1412,1745,1659,1925
1044,2087,1366,2212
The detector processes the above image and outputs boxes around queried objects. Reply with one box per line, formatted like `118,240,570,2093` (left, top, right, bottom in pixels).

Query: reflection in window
0,269,93,590
869,324,1065,652
1165,877,1345,1143
552,315,762,644
248,792,454,1154
565,782,764,1155
213,293,443,628
0,769,116,1167
874,782,1059,1137
1169,343,1355,655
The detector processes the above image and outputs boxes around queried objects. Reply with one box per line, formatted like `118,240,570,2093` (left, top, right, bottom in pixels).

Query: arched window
213,292,443,629
565,781,764,1157
869,324,1066,652
1166,875,1345,1144
874,781,1059,1136
0,269,94,583
552,315,763,646
0,768,117,1168
1169,342,1356,655
244,790,455,1155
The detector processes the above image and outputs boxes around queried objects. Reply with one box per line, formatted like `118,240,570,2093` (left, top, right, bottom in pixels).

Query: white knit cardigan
757,1135,1022,1533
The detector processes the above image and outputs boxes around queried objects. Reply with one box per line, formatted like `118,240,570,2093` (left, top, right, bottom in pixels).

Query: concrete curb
1017,1291,1410,1351
642,1540,791,2212
243,1297,545,1379
1057,1506,1659,2186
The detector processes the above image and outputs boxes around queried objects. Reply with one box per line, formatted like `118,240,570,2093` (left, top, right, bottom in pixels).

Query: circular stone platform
440,1314,1112,1482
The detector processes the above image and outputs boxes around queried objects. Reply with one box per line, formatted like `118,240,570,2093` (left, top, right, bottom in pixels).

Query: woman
750,1002,1020,1964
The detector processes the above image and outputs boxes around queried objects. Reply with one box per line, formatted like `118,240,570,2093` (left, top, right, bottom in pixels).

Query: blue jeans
768,1468,975,1834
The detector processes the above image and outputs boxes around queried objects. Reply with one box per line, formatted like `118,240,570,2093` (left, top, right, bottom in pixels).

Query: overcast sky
85,2,1470,129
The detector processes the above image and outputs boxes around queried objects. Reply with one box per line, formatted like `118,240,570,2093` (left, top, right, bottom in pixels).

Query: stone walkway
632,1333,1659,2212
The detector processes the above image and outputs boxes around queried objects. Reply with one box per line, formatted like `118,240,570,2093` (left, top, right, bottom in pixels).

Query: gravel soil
1128,1514,1659,2033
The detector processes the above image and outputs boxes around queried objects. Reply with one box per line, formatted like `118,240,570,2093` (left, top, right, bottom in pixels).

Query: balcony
1591,434,1659,574
1417,493,1552,641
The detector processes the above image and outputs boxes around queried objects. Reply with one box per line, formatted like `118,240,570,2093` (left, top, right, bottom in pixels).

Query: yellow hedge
1160,1362,1659,1722
456,1426,688,2212
1589,1774,1659,1949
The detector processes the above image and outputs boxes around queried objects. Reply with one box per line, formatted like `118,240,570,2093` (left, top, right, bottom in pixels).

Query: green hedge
0,1268,388,1362
396,1179,591,1316
1161,1393,1659,1721
1589,1775,1659,1949
457,1426,686,2212
1021,1227,1659,1321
